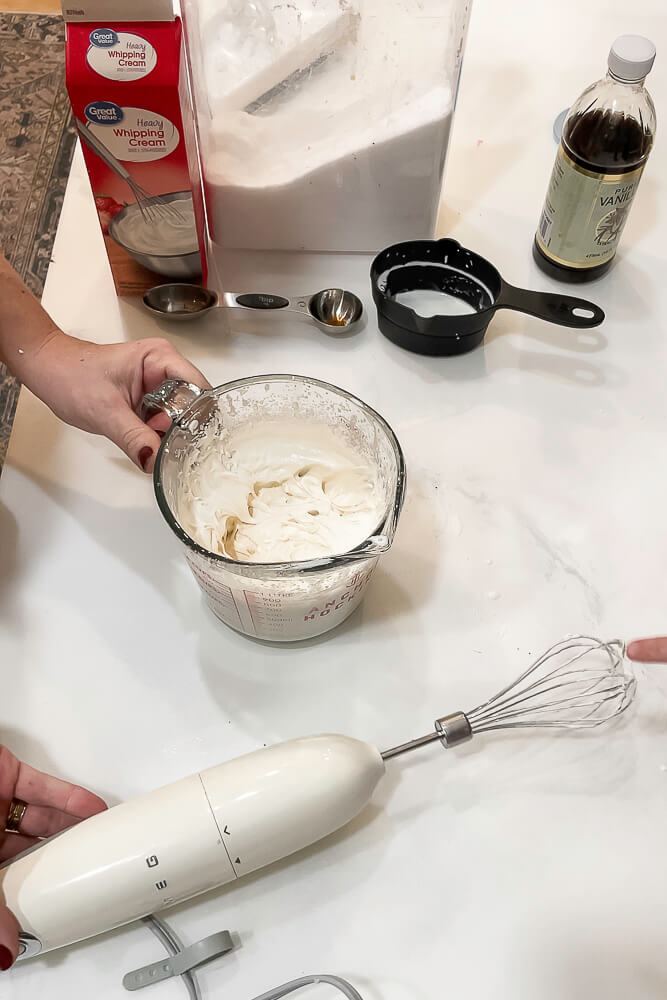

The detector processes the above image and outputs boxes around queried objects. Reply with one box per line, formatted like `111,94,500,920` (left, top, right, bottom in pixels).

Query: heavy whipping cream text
112,119,167,148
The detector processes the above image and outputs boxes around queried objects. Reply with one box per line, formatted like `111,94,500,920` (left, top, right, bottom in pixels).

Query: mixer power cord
130,913,366,1000
143,914,200,1000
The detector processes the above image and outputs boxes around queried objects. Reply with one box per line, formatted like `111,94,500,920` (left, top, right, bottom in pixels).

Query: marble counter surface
2,0,667,997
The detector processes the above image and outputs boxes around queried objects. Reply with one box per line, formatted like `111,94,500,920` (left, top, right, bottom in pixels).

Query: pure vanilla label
87,28,157,82
536,144,644,269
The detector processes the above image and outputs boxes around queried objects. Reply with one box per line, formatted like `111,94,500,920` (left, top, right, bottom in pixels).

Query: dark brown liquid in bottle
534,108,652,282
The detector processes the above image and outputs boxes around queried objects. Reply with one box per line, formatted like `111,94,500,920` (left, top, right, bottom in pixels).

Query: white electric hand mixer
2,637,635,960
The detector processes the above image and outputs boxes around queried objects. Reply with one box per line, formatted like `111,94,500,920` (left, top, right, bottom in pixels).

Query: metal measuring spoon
143,282,364,334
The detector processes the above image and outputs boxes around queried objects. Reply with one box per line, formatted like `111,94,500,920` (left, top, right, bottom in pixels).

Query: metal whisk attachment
381,636,636,760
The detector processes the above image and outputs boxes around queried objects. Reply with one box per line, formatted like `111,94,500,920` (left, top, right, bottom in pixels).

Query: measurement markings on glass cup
243,590,259,632
189,563,242,628
213,584,242,625
303,569,375,622
244,591,285,627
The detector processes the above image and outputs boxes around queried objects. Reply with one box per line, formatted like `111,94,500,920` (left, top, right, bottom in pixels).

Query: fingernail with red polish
0,945,14,971
139,446,153,471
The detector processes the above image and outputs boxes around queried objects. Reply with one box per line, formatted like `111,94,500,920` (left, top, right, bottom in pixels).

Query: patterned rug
0,13,76,472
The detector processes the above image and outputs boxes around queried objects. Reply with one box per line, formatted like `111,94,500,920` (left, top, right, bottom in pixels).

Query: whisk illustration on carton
2,636,635,960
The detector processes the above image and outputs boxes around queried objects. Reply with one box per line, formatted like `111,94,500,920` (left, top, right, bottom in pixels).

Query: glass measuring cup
142,375,406,641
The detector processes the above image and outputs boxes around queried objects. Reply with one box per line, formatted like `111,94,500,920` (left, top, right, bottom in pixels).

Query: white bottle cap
608,35,656,82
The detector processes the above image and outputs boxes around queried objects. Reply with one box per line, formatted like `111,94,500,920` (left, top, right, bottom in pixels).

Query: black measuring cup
371,238,605,356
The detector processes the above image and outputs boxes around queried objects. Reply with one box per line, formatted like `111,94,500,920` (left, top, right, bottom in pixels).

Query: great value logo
89,27,119,48
84,101,123,125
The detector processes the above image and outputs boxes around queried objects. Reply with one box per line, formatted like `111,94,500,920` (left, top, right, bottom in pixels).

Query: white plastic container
181,0,472,252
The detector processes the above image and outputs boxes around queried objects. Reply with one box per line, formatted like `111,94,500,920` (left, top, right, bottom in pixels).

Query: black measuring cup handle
496,282,605,328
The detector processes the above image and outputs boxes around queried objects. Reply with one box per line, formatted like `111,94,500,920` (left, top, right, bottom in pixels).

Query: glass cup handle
141,379,204,424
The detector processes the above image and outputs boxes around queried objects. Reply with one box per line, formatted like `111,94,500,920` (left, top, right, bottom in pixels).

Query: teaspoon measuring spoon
143,282,364,334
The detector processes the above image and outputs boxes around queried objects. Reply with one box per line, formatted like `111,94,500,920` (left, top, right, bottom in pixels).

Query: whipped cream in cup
177,420,385,564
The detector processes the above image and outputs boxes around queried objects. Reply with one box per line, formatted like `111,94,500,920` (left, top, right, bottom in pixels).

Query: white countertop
3,0,667,996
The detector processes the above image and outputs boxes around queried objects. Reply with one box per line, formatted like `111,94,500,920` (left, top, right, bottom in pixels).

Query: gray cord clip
123,930,234,991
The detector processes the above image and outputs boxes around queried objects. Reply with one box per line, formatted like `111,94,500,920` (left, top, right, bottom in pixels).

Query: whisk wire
380,636,635,760
475,639,597,710
128,178,186,225
469,686,631,730
467,672,624,725
466,639,625,721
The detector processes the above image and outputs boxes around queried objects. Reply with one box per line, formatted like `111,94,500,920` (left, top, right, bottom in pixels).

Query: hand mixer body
0,735,385,958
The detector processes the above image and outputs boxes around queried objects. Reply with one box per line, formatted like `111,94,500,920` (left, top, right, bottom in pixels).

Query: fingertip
64,785,108,819
105,407,162,473
90,793,109,815
77,792,108,818
625,636,667,663
138,446,155,473
0,905,20,970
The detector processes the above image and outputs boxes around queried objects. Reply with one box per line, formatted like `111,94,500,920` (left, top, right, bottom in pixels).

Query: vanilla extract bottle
534,35,656,282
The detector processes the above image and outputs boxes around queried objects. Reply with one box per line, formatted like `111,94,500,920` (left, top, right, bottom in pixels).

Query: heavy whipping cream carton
65,13,208,295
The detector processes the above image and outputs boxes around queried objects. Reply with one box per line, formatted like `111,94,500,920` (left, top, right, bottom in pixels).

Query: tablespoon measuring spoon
143,282,364,334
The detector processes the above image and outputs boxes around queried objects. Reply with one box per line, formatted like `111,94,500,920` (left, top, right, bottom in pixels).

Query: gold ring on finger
5,797,28,834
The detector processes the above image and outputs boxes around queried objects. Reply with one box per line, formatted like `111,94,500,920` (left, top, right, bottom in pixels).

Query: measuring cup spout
326,534,392,566
315,472,405,568
141,378,204,424
317,452,407,567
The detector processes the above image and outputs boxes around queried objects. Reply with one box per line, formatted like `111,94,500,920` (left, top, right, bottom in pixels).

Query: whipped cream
176,420,384,563
113,195,198,256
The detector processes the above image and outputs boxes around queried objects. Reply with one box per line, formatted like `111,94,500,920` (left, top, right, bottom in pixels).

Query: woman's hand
626,637,667,662
23,332,210,473
0,254,210,473
0,746,107,970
